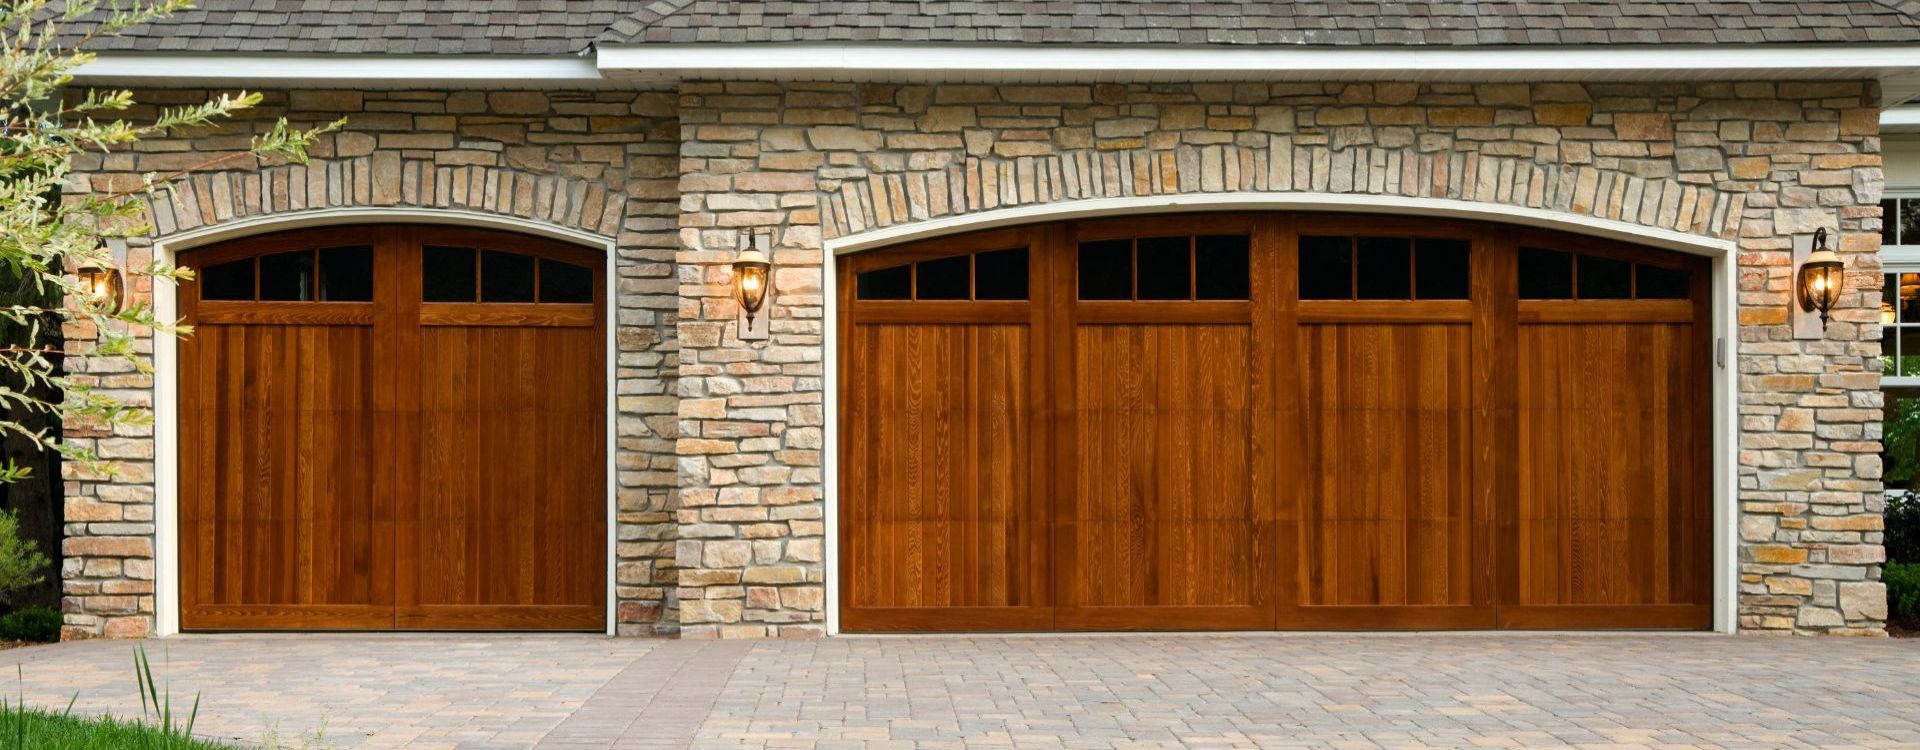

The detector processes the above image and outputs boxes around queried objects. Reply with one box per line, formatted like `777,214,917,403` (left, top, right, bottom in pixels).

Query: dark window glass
198,258,254,301
1414,238,1470,300
1195,235,1251,300
1903,273,1920,323
1635,263,1691,300
317,245,373,302
973,247,1029,300
1904,326,1920,378
539,258,594,303
1298,235,1352,300
1136,236,1191,300
422,245,477,302
1903,200,1920,247
856,264,912,300
481,249,537,303
1518,247,1573,299
1078,239,1133,300
258,250,315,301
1355,236,1412,300
915,254,971,300
1885,199,1901,247
1886,273,1900,326
1577,254,1632,299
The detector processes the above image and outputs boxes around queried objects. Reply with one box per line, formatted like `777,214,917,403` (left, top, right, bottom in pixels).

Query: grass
0,708,245,749
0,644,232,750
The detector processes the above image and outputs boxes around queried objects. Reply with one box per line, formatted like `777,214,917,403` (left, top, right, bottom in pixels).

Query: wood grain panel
405,323,605,628
1297,323,1476,611
178,224,606,632
179,322,390,629
1061,324,1264,625
835,214,1712,633
841,323,1042,630
1513,322,1709,618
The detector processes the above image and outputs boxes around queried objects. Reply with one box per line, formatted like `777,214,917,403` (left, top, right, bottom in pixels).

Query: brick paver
2,634,1916,749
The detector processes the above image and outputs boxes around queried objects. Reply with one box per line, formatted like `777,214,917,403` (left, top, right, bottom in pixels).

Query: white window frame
1883,191,1920,388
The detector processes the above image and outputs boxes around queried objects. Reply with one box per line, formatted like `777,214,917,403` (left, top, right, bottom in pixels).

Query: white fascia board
597,41,1920,82
1885,106,1920,130
72,54,605,86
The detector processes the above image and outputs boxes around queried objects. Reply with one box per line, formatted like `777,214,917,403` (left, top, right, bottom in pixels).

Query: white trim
824,193,1738,258
73,53,605,86
1712,251,1737,634
148,208,619,636
823,248,841,637
598,42,1920,91
818,195,1741,634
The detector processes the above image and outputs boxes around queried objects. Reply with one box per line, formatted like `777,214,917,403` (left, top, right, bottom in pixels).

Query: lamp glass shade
732,247,771,323
76,266,124,313
1796,248,1844,323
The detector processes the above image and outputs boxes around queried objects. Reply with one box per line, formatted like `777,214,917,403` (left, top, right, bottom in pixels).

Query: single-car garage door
837,213,1711,632
178,225,605,631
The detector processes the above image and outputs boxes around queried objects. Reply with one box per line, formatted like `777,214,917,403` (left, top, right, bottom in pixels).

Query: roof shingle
75,1,640,56
599,1,1920,47
65,0,1920,55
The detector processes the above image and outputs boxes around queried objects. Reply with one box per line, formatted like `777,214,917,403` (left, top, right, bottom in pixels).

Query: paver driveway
1,633,1916,749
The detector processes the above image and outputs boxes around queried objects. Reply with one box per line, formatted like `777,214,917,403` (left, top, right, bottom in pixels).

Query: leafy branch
0,0,341,482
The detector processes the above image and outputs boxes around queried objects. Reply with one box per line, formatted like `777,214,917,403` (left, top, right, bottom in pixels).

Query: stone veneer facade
62,79,1890,638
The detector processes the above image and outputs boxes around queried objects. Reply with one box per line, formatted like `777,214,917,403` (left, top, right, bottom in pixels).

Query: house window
1881,193,1920,501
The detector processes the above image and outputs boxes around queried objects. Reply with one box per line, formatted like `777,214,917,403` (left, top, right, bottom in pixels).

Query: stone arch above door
142,159,627,242
820,145,1749,245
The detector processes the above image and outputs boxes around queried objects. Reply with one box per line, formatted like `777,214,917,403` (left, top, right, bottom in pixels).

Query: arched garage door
178,225,605,630
837,213,1712,632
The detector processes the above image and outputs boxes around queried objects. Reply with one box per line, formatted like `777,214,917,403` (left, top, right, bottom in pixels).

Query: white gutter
595,41,1920,76
595,42,1920,107
1885,106,1920,130
73,53,605,86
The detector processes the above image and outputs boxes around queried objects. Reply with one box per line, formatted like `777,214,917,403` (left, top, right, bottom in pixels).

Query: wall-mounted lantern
1796,227,1844,329
75,263,125,314
732,229,773,340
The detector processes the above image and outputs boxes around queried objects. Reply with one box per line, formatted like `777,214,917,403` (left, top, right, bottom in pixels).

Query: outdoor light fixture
76,263,125,314
732,229,773,327
1796,227,1844,328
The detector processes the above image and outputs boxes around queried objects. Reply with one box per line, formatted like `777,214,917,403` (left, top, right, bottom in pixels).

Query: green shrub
0,606,59,643
1888,562,1920,624
1889,492,1920,565
0,510,47,603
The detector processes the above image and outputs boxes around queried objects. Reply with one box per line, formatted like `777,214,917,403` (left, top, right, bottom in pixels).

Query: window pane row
422,246,594,304
856,247,1030,301
1077,234,1250,301
1885,272,1920,378
199,245,373,302
1518,246,1690,300
1881,198,1920,247
1299,235,1470,300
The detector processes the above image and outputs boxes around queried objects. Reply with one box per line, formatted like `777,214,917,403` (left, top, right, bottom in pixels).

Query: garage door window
1077,233,1249,300
197,245,374,302
854,246,1030,301
421,245,594,304
1520,246,1693,301
1300,235,1469,300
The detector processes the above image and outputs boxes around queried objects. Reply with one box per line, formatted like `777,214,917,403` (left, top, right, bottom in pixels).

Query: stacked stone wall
673,79,1887,636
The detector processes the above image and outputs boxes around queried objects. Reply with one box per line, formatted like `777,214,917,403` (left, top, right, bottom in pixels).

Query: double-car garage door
838,213,1713,632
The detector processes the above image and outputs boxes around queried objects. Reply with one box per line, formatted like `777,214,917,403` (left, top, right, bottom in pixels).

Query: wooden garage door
178,225,605,631
839,214,1712,632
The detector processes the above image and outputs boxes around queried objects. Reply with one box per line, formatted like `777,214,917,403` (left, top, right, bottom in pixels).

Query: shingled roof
68,1,1920,55
74,1,639,55
600,1,1920,46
